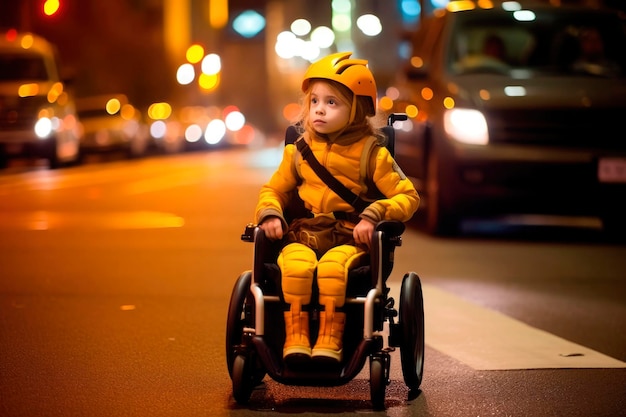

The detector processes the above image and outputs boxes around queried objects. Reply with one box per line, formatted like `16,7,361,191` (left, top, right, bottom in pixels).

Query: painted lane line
420,284,626,370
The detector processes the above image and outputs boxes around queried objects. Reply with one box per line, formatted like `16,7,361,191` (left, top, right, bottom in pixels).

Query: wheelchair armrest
242,223,277,258
375,220,405,246
369,220,406,288
242,224,282,289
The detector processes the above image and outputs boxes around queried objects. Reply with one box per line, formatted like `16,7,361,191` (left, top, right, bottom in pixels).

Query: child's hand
259,216,283,240
354,219,375,248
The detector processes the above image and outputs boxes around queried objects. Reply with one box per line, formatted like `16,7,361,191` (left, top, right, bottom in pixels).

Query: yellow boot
283,301,311,365
312,301,345,363
313,244,363,364
278,243,317,365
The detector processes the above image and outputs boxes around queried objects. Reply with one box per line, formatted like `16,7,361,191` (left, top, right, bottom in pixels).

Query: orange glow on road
0,211,185,230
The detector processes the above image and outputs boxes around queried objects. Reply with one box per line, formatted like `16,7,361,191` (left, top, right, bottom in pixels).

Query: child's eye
328,99,335,105
311,97,318,104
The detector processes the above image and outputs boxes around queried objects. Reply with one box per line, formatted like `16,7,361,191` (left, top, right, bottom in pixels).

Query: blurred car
391,0,626,236
148,105,248,154
0,29,82,169
176,105,243,152
76,94,150,159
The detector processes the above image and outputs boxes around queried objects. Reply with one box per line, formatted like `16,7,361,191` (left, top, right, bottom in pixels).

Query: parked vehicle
391,0,626,236
0,29,82,169
76,94,150,159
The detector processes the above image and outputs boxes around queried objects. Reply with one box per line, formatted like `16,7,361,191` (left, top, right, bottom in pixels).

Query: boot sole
311,348,343,366
284,352,312,368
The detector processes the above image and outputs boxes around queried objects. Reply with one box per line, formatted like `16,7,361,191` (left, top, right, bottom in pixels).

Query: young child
254,52,419,365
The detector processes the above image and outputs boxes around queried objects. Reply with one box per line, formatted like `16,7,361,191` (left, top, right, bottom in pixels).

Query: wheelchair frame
225,113,425,410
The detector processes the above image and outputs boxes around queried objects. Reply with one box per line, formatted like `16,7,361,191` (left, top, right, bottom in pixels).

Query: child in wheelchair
254,51,420,367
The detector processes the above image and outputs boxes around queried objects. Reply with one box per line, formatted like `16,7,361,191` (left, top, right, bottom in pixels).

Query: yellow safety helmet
302,51,377,117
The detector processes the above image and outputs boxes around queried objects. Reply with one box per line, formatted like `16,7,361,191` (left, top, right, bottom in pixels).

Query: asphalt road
1,148,625,417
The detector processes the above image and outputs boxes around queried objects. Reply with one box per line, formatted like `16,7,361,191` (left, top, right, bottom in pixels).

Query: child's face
308,81,351,135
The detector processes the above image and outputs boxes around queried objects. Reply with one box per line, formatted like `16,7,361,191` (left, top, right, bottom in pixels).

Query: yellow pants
278,242,367,308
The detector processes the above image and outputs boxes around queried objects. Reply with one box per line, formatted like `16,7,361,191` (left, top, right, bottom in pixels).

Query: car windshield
0,53,49,81
449,8,626,78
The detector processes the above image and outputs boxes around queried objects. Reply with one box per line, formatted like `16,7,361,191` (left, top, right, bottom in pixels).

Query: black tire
399,272,425,391
425,178,460,236
48,153,61,169
0,152,8,169
127,137,148,159
602,212,626,243
425,147,459,236
225,271,266,384
232,354,254,405
369,356,386,411
226,272,252,378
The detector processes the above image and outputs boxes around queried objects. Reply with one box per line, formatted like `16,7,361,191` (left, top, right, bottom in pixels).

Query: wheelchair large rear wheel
399,272,425,391
226,272,251,377
226,271,265,385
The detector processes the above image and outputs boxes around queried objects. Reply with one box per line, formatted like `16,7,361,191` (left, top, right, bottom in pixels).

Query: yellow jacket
255,131,420,230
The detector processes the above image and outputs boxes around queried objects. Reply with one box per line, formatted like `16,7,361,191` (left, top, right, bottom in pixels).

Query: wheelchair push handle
241,223,257,242
387,112,408,126
375,220,405,247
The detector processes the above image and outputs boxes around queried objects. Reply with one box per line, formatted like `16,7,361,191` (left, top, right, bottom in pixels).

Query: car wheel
425,149,459,236
0,152,8,169
48,152,61,169
127,137,148,159
427,196,459,236
602,212,626,243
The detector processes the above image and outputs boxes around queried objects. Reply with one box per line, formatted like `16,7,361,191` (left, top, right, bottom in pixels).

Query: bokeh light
310,26,335,49
233,10,266,38
290,19,311,36
176,63,195,85
225,110,245,131
201,53,221,75
198,73,219,91
186,44,204,64
204,119,226,144
356,14,382,36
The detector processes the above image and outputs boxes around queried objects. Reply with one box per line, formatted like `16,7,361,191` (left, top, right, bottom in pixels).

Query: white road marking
420,284,626,370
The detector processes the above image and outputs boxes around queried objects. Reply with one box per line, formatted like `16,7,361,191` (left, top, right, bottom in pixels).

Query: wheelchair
225,114,425,410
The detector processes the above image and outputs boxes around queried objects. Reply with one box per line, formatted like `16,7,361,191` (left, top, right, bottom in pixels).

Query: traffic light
43,0,60,17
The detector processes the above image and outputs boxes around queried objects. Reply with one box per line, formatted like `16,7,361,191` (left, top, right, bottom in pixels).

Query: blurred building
2,0,621,134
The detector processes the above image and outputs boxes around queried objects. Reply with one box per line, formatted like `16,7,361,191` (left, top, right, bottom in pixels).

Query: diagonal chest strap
295,138,369,212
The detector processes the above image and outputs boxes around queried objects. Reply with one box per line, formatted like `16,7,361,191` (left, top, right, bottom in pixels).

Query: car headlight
204,119,226,145
443,108,488,145
34,117,54,138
